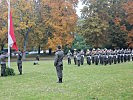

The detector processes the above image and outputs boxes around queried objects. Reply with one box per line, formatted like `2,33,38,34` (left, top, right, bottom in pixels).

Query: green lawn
0,60,133,100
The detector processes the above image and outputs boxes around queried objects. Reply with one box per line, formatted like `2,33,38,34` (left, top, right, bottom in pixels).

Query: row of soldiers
67,49,133,66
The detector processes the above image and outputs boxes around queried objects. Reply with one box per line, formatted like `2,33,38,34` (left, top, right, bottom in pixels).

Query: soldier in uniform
117,49,121,63
108,53,112,65
86,50,91,65
77,50,81,66
80,50,84,65
132,50,133,61
124,51,127,62
67,50,72,65
120,49,124,63
0,51,8,76
54,45,64,83
127,49,131,62
99,50,104,65
73,50,77,65
113,51,117,64
91,49,95,64
94,50,99,65
17,50,23,75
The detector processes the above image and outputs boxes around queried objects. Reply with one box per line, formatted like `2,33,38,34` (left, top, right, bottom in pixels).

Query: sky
76,1,84,17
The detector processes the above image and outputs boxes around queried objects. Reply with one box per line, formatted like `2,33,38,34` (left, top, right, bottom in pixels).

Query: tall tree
123,0,133,48
44,0,78,50
81,13,108,48
12,0,36,57
0,0,8,50
72,34,88,50
81,0,129,48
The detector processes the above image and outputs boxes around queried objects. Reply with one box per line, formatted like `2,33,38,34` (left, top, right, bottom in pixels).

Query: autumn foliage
123,0,133,48
45,0,78,50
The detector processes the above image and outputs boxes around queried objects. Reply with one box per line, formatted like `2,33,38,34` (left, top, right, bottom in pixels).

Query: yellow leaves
46,32,74,51
0,27,7,39
20,22,27,29
19,21,35,30
28,21,35,27
44,0,77,50
47,35,62,51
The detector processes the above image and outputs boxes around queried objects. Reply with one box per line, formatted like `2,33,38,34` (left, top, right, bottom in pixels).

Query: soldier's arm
54,53,58,66
0,55,8,59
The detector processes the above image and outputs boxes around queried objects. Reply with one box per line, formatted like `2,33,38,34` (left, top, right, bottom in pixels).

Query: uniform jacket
54,50,64,67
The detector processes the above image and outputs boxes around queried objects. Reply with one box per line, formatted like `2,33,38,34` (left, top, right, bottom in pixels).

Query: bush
5,68,15,76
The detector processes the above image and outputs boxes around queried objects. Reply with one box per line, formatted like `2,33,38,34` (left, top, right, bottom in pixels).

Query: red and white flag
8,12,18,51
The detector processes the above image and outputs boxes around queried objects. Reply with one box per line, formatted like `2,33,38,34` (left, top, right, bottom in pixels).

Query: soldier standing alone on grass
17,50,23,75
54,45,64,83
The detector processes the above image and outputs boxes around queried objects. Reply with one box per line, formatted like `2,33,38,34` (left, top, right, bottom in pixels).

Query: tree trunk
23,29,30,59
38,45,40,55
0,44,4,51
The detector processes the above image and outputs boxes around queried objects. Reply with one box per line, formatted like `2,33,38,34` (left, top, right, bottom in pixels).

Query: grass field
0,60,133,100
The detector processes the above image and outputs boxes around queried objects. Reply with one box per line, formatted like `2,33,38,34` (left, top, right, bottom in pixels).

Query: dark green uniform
17,52,22,75
0,54,7,76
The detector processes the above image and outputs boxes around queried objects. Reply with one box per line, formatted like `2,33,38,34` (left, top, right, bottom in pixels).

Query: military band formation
0,47,133,84
67,49,133,66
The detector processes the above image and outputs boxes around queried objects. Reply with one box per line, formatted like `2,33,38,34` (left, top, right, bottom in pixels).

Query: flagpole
8,0,11,68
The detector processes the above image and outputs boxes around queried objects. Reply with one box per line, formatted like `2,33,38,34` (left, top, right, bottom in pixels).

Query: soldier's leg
89,61,91,65
56,66,63,83
3,64,6,76
18,63,22,75
128,55,130,62
109,60,111,65
87,57,90,65
83,58,84,64
92,57,94,64
20,65,22,75
82,58,84,65
1,64,6,76
78,60,80,66
95,60,97,65
69,58,71,64
81,57,83,65
74,58,76,65
68,58,69,64
1,66,3,76
104,60,107,66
